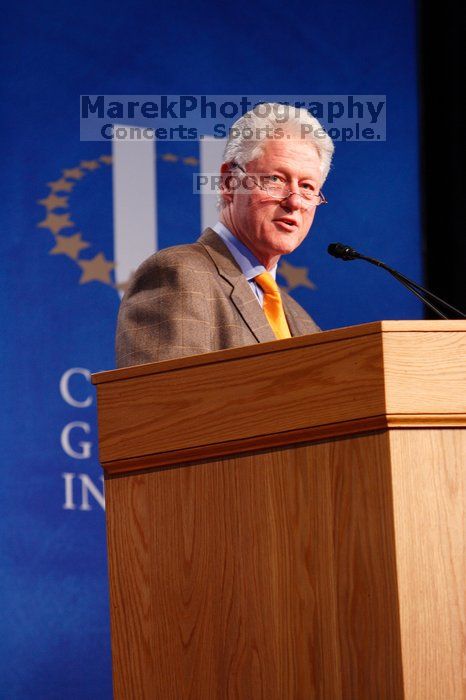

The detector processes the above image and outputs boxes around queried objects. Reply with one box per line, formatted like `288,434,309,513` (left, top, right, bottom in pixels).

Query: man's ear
220,162,235,204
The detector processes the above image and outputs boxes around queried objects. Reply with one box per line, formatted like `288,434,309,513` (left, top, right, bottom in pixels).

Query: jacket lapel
281,293,301,336
198,228,277,343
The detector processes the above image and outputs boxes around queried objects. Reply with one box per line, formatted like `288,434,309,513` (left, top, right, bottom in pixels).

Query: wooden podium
92,321,465,700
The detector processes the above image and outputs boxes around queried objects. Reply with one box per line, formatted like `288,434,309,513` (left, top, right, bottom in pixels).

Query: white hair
224,102,334,178
218,102,334,208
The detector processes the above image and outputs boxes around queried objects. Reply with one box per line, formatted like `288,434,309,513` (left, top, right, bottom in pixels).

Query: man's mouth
274,218,299,230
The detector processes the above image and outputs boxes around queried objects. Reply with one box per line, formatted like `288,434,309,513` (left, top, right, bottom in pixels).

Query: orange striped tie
254,271,291,339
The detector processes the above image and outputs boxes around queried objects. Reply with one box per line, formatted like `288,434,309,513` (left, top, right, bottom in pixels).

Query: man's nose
281,191,302,211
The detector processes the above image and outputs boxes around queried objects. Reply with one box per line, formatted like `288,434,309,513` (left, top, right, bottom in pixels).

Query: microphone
327,243,361,261
327,242,466,320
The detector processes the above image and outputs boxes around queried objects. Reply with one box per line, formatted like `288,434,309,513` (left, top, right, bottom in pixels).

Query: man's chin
270,233,303,255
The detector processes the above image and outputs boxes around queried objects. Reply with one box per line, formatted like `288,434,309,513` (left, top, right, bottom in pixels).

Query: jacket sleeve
115,252,212,367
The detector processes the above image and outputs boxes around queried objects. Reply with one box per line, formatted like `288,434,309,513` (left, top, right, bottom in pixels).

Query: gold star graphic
99,155,112,165
78,253,114,284
80,160,100,171
183,156,198,166
38,212,75,235
37,193,69,210
62,168,85,180
47,178,75,193
50,233,90,260
161,153,178,162
278,260,316,292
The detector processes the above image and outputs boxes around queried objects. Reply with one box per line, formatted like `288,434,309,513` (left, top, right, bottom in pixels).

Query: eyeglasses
233,164,327,208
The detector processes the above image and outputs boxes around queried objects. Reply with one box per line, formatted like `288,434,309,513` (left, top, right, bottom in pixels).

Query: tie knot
254,271,280,296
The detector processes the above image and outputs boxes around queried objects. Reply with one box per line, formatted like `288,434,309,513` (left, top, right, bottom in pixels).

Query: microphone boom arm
327,242,466,320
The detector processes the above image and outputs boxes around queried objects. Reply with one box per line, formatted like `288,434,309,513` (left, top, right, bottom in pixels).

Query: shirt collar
212,221,277,281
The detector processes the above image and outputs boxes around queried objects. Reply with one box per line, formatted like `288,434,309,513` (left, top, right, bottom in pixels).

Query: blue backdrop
0,1,421,697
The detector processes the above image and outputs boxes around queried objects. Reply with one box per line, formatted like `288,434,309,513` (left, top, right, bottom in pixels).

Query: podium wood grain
389,429,464,700
94,321,466,699
94,321,466,473
106,433,405,699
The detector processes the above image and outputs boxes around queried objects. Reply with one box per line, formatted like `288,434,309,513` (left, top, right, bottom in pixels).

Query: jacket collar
198,228,300,340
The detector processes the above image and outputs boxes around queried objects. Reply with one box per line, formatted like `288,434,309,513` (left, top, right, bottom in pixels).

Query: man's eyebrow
270,168,319,182
269,163,318,175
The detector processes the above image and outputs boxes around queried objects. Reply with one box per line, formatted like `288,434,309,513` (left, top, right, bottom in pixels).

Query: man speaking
116,103,334,367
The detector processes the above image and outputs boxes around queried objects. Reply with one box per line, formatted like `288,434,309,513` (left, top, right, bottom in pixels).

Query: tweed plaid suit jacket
115,228,320,367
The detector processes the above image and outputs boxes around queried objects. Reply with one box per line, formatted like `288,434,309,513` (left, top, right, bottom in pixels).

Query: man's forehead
250,137,321,175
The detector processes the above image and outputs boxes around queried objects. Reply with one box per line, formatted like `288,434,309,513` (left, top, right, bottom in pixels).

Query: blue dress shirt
212,221,278,308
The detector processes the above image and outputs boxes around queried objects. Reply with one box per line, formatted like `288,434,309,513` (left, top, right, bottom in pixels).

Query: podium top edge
92,319,466,385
